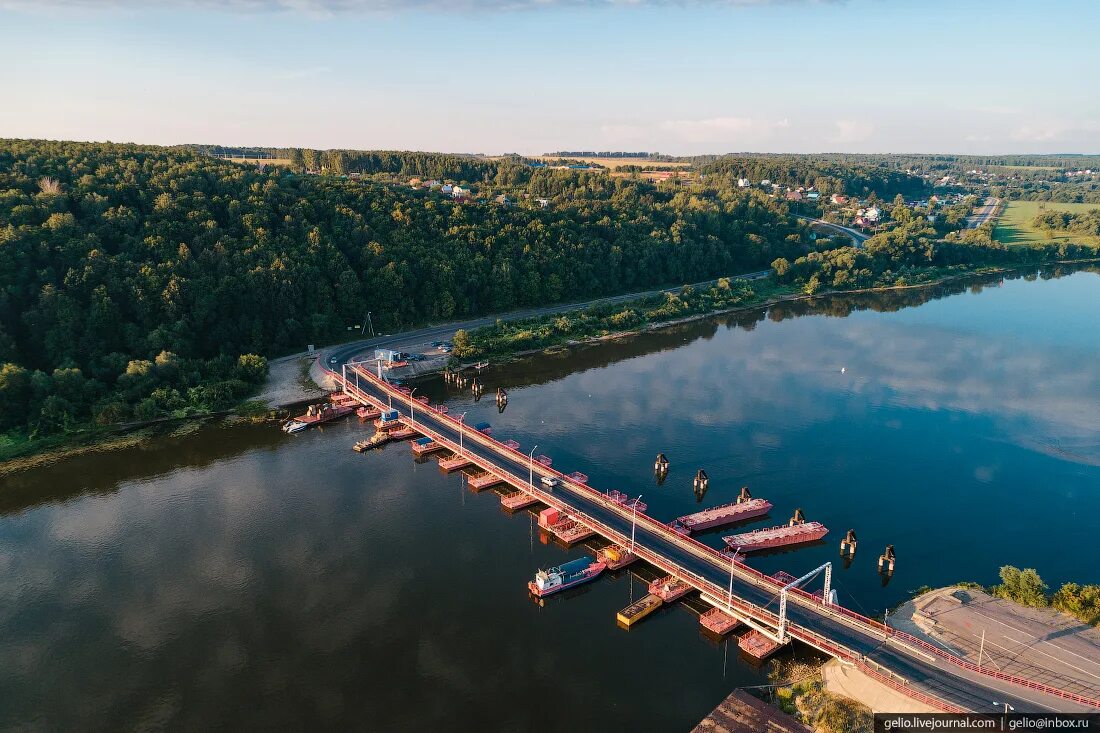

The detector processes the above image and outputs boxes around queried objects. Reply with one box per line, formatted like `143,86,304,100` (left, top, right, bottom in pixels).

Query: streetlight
409,387,417,425
728,549,740,613
528,445,539,489
994,702,1014,716
630,495,643,553
458,411,467,455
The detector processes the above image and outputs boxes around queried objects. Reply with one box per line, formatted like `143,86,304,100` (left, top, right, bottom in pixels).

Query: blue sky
2,0,1098,155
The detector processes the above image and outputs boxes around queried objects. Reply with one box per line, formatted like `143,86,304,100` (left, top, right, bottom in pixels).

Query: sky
1,0,1098,156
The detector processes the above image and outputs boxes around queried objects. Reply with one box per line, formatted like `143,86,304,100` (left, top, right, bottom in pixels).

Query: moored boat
671,498,772,535
723,521,829,553
528,557,606,597
617,594,663,627
699,607,740,636
596,544,638,570
353,431,391,452
648,575,693,602
282,395,357,433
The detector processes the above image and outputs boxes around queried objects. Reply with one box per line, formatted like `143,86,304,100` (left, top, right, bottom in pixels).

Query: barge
353,432,391,452
723,521,829,553
356,406,381,420
738,629,785,661
411,436,446,457
595,544,638,570
500,490,540,510
468,472,505,490
671,498,772,535
617,595,663,627
438,454,473,472
649,575,693,603
699,608,740,636
528,557,606,597
283,395,357,433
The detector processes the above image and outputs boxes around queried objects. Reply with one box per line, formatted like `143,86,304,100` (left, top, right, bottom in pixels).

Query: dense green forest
0,139,809,444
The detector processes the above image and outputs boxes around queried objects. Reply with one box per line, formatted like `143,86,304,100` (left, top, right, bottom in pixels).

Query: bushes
989,566,1100,627
991,566,1049,608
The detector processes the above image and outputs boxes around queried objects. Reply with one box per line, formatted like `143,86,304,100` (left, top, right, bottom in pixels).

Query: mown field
993,200,1100,246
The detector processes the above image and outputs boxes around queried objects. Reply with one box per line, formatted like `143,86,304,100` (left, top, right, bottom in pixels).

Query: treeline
1000,182,1100,204
1033,207,1100,236
698,155,928,198
772,219,1100,294
0,139,809,442
990,566,1100,626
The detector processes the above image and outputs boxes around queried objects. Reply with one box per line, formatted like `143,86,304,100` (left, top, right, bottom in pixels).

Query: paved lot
898,587,1100,701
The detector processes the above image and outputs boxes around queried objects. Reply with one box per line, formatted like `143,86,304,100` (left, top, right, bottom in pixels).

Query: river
1,267,1098,731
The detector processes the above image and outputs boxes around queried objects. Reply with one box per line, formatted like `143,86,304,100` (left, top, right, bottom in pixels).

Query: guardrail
330,363,1100,712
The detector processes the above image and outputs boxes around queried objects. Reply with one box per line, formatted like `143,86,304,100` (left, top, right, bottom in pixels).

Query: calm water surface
2,268,1099,731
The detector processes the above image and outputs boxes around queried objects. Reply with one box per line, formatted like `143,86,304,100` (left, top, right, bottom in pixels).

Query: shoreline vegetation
4,258,1099,471
450,257,1100,364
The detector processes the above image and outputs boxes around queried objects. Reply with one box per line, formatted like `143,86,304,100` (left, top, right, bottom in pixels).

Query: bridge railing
330,364,1100,712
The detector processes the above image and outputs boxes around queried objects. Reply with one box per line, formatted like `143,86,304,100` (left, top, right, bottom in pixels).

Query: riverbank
0,400,284,475
6,259,1096,469
448,259,1099,372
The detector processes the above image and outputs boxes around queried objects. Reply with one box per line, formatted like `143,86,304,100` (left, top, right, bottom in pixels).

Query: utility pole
528,445,538,489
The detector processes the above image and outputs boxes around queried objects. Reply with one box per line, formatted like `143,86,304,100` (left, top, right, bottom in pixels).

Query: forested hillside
0,139,808,439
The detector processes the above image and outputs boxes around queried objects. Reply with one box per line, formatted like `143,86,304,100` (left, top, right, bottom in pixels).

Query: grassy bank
994,201,1100,247
452,262,1018,364
452,275,796,362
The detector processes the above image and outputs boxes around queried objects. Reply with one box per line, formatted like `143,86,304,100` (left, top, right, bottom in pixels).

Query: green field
993,201,1100,246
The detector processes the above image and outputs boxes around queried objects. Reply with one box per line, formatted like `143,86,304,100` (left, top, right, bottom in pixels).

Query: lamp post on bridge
994,702,1014,716
630,495,643,554
458,412,467,455
728,549,740,614
409,387,417,426
528,445,538,489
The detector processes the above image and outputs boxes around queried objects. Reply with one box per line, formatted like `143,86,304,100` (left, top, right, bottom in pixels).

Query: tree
451,329,473,358
992,566,1049,608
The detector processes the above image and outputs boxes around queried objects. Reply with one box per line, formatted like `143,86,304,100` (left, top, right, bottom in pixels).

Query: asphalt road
335,368,1093,714
967,197,1001,229
798,216,871,247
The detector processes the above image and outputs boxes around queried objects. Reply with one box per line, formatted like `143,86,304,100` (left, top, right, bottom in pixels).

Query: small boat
283,419,309,434
356,406,381,420
474,421,491,435
528,557,606,597
617,594,663,627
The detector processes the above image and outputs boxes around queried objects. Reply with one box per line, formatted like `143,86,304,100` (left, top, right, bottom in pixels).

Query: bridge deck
334,363,1098,714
